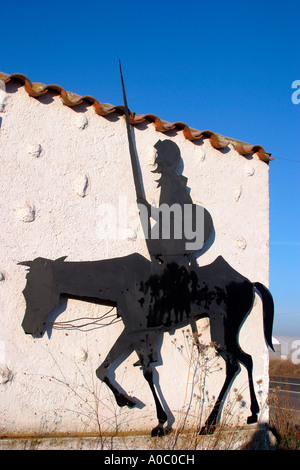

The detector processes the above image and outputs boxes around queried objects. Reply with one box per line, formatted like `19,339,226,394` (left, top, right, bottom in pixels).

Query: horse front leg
135,333,168,437
139,354,168,437
96,330,136,408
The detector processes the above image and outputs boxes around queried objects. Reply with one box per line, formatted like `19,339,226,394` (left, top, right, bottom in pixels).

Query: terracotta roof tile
0,72,273,163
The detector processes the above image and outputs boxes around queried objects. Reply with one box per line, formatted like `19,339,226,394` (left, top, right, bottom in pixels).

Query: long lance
119,60,144,201
119,60,150,239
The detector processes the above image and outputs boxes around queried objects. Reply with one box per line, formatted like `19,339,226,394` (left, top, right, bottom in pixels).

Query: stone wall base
0,426,277,450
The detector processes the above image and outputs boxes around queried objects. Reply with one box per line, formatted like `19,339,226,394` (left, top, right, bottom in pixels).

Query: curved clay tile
0,72,273,163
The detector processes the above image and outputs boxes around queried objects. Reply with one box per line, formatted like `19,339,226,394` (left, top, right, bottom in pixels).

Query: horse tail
254,282,274,351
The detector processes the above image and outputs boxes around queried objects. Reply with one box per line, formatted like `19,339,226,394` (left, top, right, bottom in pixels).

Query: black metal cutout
18,63,274,436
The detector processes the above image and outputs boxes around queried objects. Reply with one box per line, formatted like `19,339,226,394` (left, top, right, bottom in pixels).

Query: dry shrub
269,387,300,450
269,359,300,450
269,358,300,378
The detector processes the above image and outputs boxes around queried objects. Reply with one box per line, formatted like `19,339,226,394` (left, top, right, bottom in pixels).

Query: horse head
18,257,66,336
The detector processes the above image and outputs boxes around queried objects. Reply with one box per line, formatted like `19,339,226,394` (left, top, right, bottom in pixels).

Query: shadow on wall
17,135,275,437
241,427,278,450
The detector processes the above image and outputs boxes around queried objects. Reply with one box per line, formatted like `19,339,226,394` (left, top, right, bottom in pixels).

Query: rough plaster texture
0,81,271,437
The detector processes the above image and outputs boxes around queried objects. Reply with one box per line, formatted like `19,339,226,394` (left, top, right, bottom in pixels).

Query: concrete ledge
0,427,277,450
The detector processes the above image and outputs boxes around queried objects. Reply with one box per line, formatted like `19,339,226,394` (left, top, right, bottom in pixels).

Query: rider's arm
137,198,160,220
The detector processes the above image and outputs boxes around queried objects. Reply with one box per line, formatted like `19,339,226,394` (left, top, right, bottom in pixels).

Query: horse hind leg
235,349,259,424
199,350,240,435
96,330,136,408
199,347,259,434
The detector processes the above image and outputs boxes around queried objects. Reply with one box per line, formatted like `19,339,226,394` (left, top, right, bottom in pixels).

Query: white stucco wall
0,80,271,436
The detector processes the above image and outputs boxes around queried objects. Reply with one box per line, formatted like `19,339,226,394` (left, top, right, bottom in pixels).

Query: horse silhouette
19,253,274,436
18,64,274,436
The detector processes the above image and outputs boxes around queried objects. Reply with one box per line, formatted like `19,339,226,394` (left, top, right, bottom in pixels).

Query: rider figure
137,139,214,266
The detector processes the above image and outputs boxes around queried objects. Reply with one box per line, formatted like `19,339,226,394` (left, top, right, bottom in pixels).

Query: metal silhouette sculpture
19,63,274,436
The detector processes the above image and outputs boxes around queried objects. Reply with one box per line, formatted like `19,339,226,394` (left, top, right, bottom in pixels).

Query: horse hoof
151,426,165,437
199,424,215,435
247,414,258,425
126,399,136,408
116,394,136,408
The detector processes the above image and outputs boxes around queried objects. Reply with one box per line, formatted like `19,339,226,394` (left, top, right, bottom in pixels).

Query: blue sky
1,0,299,335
